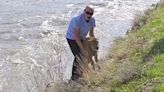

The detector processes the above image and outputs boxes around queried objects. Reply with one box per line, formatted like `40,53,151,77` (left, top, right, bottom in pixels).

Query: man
66,5,96,81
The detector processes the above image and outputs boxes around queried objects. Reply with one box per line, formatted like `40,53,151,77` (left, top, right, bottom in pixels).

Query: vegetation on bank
45,1,164,92
87,1,164,92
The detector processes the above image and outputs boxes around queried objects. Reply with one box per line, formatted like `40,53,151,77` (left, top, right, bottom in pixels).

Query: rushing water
0,0,160,92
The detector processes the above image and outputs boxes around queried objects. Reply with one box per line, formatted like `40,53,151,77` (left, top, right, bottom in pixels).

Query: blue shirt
66,13,96,40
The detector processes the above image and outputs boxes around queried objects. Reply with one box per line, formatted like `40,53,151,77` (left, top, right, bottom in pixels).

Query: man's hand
88,36,96,41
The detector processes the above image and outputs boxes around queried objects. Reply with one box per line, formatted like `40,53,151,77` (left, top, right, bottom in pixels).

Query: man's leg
67,39,82,80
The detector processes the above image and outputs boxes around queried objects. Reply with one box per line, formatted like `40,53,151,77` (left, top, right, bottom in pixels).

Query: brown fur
83,37,99,70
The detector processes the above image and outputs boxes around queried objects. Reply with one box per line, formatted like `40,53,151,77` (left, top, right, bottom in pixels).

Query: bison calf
83,37,99,70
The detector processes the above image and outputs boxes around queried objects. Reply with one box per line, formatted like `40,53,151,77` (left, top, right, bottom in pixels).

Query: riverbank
45,0,164,92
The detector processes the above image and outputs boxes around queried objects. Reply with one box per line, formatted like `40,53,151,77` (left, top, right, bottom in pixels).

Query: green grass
153,83,164,92
145,54,164,78
88,2,164,92
107,4,164,92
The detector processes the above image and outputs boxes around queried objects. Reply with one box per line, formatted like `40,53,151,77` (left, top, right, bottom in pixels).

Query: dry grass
45,1,164,92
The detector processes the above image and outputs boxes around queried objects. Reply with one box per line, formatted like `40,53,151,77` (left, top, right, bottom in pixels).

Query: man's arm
89,27,96,41
89,27,95,37
74,27,84,50
74,27,88,56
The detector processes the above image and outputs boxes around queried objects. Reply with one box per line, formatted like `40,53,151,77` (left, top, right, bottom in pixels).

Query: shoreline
45,0,164,92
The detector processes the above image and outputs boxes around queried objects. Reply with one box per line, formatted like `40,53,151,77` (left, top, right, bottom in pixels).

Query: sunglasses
85,11,93,16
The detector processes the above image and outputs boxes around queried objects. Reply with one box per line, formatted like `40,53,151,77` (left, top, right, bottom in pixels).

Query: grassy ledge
85,0,164,92
45,0,164,92
93,0,164,92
